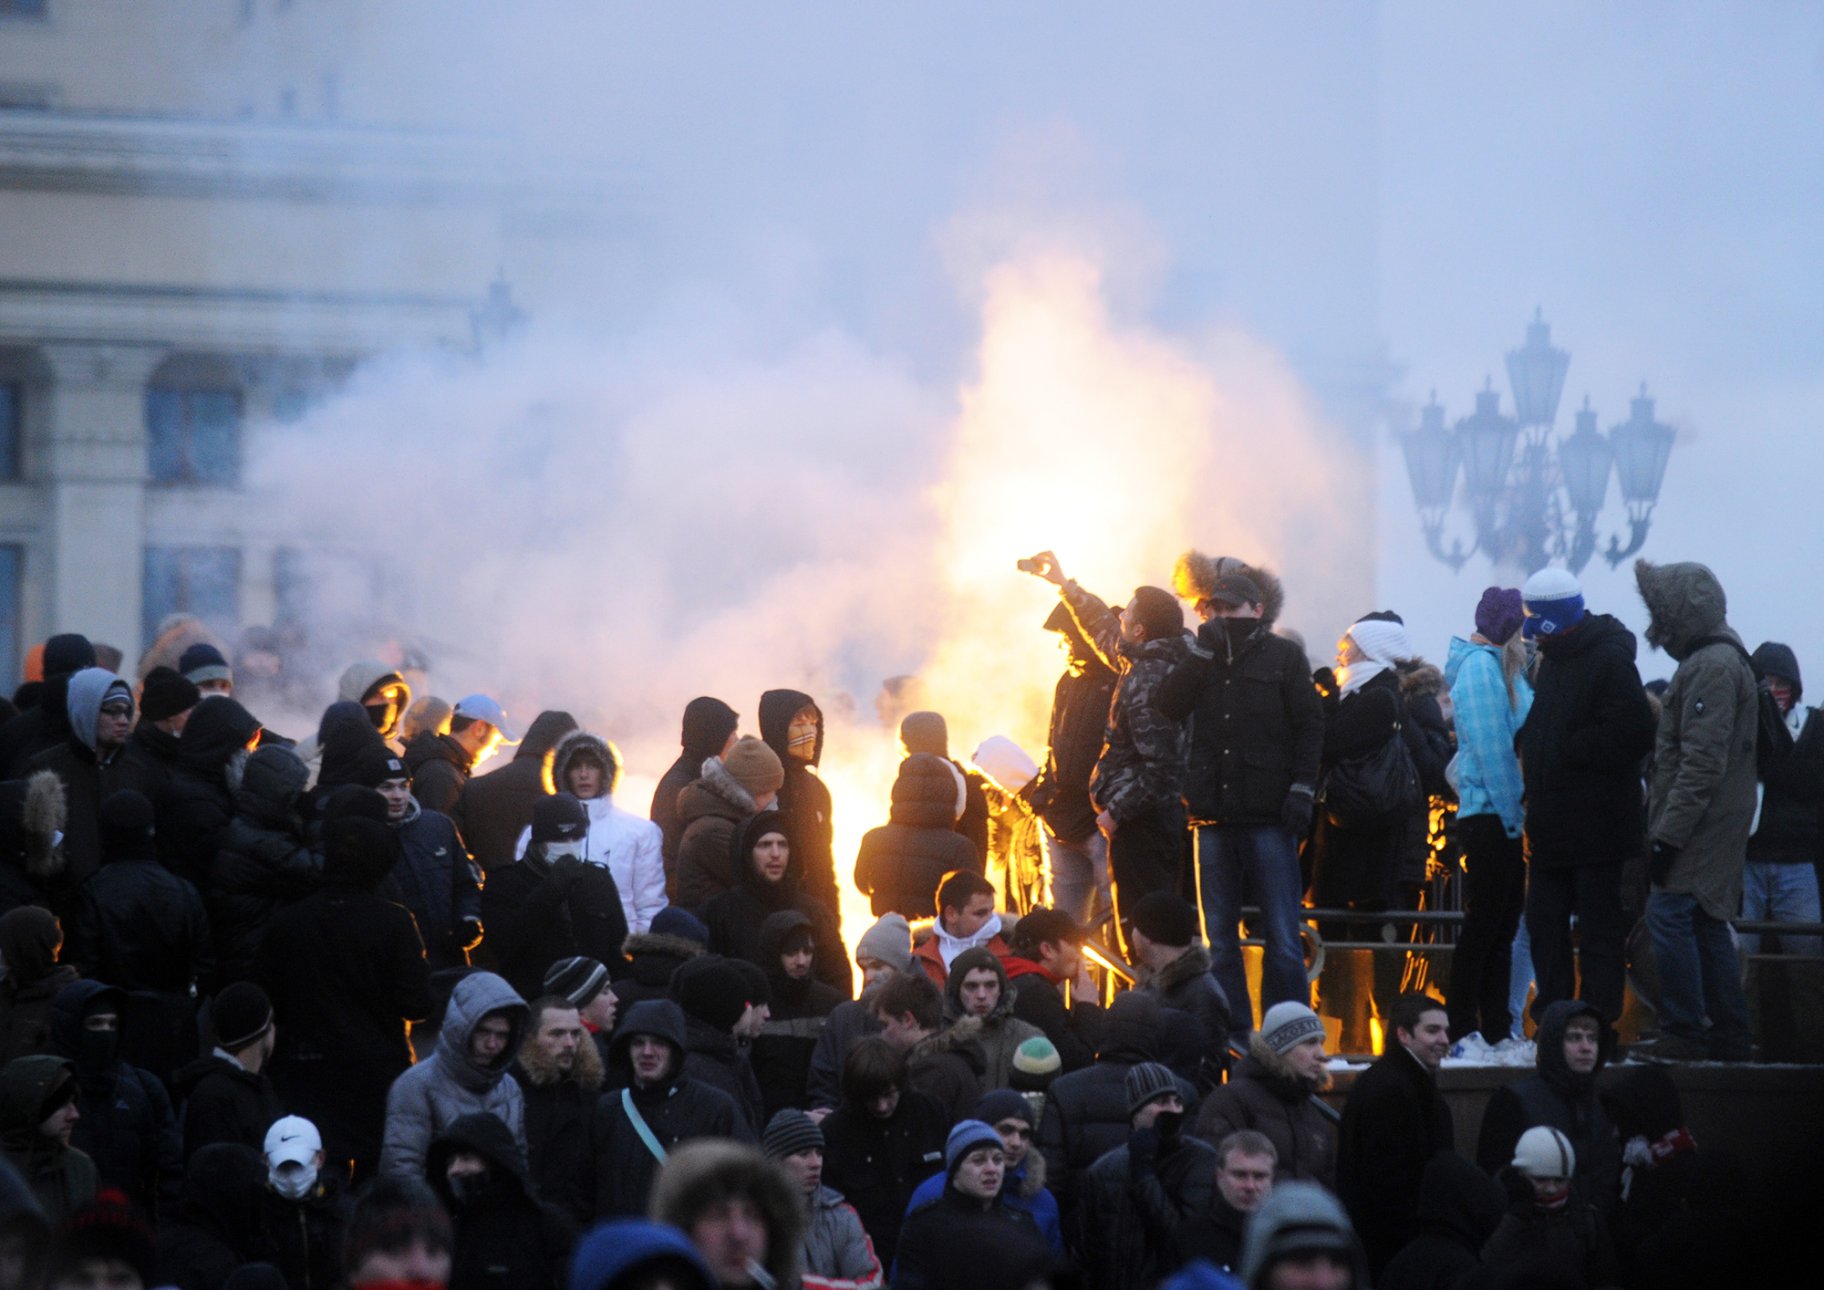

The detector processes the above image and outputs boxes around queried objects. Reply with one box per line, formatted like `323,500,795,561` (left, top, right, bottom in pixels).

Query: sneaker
1630,1034,1709,1064
1446,1032,1494,1063
1491,1037,1536,1066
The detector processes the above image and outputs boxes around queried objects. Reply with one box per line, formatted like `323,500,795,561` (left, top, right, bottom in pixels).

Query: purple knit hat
1475,587,1525,645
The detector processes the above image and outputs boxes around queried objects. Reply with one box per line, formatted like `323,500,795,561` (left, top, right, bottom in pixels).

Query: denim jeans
1647,889,1752,1048
1195,823,1309,1028
1739,862,1822,958
1045,826,1111,928
1508,916,1535,1041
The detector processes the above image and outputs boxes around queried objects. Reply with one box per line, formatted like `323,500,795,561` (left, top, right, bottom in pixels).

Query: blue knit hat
1522,568,1585,640
570,1219,714,1290
944,1119,1002,1176
649,906,709,946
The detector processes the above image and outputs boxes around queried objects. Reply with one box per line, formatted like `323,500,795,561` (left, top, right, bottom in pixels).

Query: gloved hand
459,919,484,952
551,853,587,887
1648,840,1679,887
1195,617,1227,655
1128,1126,1161,1179
1282,785,1316,839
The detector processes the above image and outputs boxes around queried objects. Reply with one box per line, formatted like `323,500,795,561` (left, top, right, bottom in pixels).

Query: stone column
37,342,165,657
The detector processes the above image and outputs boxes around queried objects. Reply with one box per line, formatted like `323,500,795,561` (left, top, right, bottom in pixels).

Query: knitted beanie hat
543,956,609,1009
944,1119,1002,1176
1474,586,1525,646
179,642,232,686
973,1088,1033,1129
1010,1036,1062,1091
1259,1001,1326,1056
899,711,948,757
1130,891,1199,948
211,982,273,1051
139,666,201,721
723,736,785,797
761,1109,824,1160
650,906,711,946
1124,1061,1181,1119
855,913,913,974
1522,568,1585,639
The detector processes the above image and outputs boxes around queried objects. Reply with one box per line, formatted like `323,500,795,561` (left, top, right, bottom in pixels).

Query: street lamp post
1399,310,1676,576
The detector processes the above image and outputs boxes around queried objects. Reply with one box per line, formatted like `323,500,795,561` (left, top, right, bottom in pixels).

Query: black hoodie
650,698,739,867
758,689,844,924
701,811,849,996
1377,1151,1508,1290
592,999,744,1217
155,1142,268,1290
1475,998,1620,1213
427,1112,573,1290
49,980,181,1216
749,908,843,1118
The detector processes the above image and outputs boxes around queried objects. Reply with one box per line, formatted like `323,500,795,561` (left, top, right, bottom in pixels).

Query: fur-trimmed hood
1244,1031,1332,1095
1636,558,1733,661
0,771,66,879
514,1025,604,1092
1011,1148,1048,1199
623,930,710,967
552,730,622,799
1396,660,1445,702
1142,941,1216,996
651,1140,804,1286
677,758,758,826
910,1014,987,1076
1173,551,1288,628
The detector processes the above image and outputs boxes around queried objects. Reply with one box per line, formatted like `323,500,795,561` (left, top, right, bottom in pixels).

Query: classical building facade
0,0,604,682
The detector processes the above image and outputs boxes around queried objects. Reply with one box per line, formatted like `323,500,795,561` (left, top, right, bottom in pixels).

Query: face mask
270,1163,318,1201
1222,618,1257,650
447,1172,491,1208
76,1028,119,1072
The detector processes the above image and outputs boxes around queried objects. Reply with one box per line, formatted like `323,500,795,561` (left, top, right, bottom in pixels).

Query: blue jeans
1647,889,1752,1047
1045,826,1111,928
1195,823,1308,1028
1739,862,1822,958
1508,917,1535,1042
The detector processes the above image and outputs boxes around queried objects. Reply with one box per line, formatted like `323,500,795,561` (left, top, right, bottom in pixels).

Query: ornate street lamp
1399,311,1676,575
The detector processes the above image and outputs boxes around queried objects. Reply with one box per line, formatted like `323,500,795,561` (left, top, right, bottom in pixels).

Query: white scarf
935,913,1003,969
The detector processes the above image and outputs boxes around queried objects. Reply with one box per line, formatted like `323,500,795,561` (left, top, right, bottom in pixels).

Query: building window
0,383,18,480
0,2,49,19
147,374,242,485
0,545,18,688
143,546,240,649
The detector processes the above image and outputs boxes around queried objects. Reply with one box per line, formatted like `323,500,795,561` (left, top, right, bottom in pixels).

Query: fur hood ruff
1247,1030,1333,1094
1143,941,1216,996
515,1027,604,1092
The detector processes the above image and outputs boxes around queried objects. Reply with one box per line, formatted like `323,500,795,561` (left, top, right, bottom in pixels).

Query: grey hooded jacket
28,668,161,893
379,972,528,1178
800,1184,884,1289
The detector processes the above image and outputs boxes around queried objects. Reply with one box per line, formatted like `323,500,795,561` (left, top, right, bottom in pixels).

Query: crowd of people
0,545,1812,1290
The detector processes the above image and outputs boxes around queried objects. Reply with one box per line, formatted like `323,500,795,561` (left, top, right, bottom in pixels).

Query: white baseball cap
264,1115,322,1167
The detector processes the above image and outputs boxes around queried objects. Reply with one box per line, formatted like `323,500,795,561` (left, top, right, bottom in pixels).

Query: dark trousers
1109,801,1185,955
1526,859,1627,1023
1446,815,1527,1040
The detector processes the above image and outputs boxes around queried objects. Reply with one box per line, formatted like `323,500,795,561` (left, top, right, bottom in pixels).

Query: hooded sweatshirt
379,972,528,1180
759,689,843,922
652,698,740,867
29,669,161,893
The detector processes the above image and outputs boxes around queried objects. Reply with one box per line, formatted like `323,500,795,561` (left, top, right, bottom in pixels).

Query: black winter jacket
758,689,844,921
750,909,843,1118
853,754,981,918
156,1142,268,1290
1518,613,1658,866
610,930,704,1015
1029,608,1118,844
1004,957,1102,1073
390,799,481,972
260,1171,352,1290
52,981,181,1216
1079,1129,1216,1290
510,1032,604,1227
29,737,163,902
153,699,262,885
458,711,577,872
1377,1151,1507,1290
1749,697,1823,865
1336,1045,1456,1276
820,1088,947,1265
173,1053,284,1162
1159,619,1325,826
1190,1037,1337,1189
1034,993,1164,1221
65,836,212,997
208,748,321,989
1138,943,1230,1092
593,1000,746,1217
893,1186,1040,1290
1309,671,1416,908
482,851,630,1005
